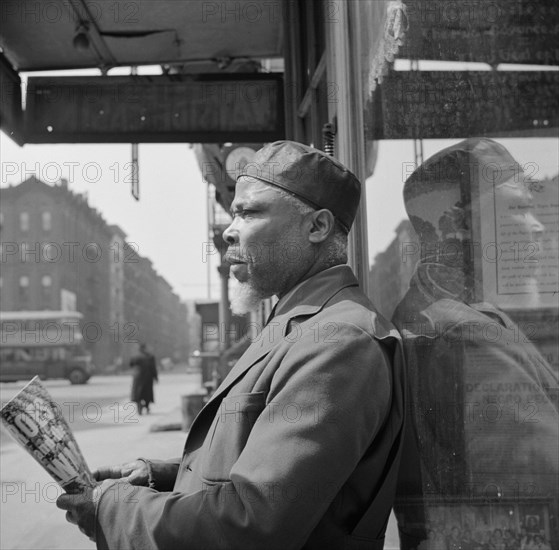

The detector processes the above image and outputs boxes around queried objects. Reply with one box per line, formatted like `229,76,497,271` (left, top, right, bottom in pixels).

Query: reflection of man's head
403,137,544,264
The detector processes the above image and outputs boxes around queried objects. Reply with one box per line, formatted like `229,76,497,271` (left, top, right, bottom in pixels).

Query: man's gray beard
228,240,300,315
229,277,269,315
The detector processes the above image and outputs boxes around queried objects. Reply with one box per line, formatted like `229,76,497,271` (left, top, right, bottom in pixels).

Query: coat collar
207,265,358,405
273,264,358,321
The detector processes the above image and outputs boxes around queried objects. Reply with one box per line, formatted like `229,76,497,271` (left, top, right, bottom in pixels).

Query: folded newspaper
1,376,96,494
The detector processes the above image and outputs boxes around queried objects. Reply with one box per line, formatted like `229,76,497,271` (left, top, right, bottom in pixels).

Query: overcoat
130,351,158,406
96,265,405,550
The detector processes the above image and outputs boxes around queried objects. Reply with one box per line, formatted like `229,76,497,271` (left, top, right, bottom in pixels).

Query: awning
0,0,284,144
0,0,283,71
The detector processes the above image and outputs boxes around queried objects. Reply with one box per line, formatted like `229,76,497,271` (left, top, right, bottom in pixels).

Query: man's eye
232,209,256,219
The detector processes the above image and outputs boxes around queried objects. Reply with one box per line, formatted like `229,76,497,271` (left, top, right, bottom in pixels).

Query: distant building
0,176,190,370
122,246,191,365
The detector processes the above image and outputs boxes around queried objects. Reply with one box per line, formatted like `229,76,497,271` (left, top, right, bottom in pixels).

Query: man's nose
529,213,544,232
532,220,545,235
526,213,545,236
222,221,237,245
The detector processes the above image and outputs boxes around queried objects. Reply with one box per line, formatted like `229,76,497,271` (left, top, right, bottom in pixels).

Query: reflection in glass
392,138,559,550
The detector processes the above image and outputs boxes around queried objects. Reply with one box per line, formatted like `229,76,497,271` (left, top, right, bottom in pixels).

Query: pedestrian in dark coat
130,343,158,415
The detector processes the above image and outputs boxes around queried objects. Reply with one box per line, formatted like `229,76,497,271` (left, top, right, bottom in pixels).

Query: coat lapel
205,316,290,405
182,319,291,454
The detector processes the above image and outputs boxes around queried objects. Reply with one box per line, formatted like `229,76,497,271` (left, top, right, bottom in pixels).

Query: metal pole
130,67,139,200
206,185,211,299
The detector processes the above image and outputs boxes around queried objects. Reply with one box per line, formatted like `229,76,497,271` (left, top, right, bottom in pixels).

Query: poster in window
474,169,558,310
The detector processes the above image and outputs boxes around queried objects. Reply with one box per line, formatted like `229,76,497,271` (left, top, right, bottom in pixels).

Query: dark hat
237,140,361,232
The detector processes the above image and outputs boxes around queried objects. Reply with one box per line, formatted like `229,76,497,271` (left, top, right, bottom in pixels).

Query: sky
2,130,558,302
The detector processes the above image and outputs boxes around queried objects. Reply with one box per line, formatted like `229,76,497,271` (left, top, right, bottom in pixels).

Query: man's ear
308,209,335,243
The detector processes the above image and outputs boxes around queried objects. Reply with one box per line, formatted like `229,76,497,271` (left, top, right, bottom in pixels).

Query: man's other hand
56,485,100,541
93,460,149,486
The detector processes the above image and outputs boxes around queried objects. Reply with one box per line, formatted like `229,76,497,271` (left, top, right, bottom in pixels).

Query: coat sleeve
95,323,393,550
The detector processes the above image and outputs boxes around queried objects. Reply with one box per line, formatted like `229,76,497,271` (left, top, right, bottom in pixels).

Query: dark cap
237,140,361,232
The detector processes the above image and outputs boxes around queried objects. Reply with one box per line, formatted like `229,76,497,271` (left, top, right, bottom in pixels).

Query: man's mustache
225,253,248,264
225,246,249,264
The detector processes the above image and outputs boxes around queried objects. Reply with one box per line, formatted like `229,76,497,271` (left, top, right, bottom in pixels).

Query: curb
149,406,184,432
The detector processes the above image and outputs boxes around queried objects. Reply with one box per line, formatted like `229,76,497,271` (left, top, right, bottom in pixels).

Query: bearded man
57,141,405,550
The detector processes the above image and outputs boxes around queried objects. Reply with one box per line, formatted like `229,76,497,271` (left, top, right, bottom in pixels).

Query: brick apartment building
0,176,190,370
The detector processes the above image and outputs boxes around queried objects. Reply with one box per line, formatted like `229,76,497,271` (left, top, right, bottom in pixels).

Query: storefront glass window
361,1,559,549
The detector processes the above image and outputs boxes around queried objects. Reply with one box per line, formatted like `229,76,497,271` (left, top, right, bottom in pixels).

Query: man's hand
93,460,149,486
56,485,100,541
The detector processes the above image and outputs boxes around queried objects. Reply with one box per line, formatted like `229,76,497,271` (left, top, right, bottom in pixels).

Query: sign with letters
369,71,559,140
24,74,285,144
